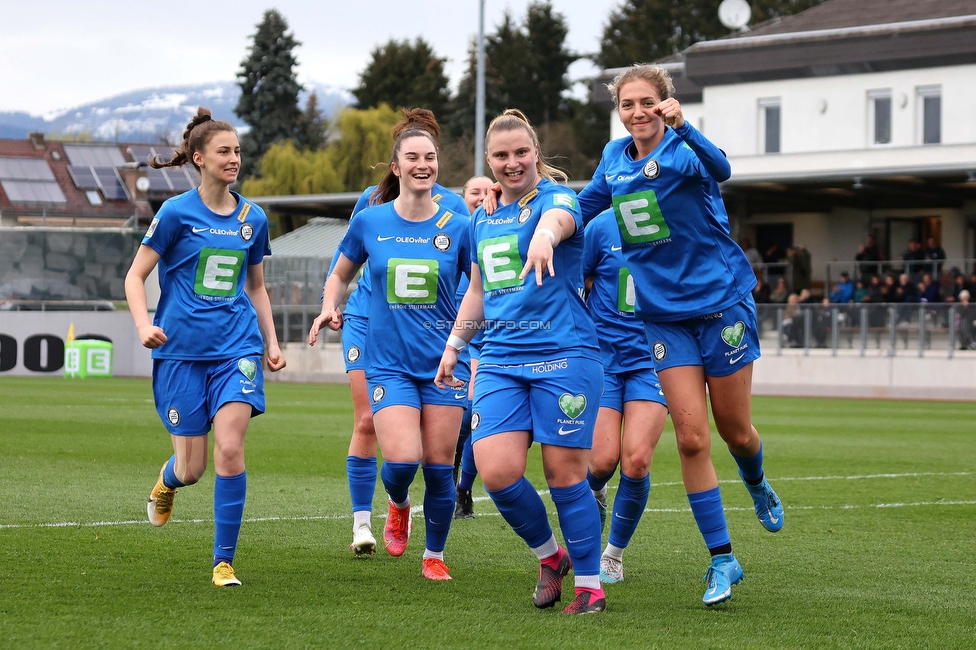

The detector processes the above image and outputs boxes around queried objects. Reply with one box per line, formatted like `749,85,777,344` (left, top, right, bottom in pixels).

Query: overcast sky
0,0,622,117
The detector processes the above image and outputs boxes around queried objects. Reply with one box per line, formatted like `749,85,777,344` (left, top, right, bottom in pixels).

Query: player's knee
353,412,375,438
674,427,710,457
620,452,650,478
590,454,618,478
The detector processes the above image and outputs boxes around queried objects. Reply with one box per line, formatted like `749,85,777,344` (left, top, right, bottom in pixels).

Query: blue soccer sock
687,486,731,553
422,464,455,554
731,442,765,485
346,456,377,513
162,454,186,489
486,476,553,549
550,480,601,577
213,471,246,566
458,434,478,490
607,472,650,550
380,460,419,506
586,467,615,492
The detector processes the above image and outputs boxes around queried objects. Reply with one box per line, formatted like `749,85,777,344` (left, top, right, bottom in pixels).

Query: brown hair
368,108,442,206
369,128,439,205
606,64,675,108
485,109,567,183
149,107,236,170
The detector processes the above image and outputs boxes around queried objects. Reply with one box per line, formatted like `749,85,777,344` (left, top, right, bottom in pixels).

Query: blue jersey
578,122,755,322
338,201,470,379
581,209,655,374
339,184,468,319
142,189,270,360
471,179,599,365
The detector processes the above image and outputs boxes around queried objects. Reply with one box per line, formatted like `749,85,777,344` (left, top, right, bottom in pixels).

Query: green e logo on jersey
479,235,523,291
617,267,636,313
387,258,439,304
195,248,245,297
612,190,671,245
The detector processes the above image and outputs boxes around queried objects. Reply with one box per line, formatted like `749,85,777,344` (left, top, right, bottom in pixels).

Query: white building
596,0,976,294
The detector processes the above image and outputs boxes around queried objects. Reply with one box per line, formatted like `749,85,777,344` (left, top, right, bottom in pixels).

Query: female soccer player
436,109,606,614
577,64,784,606
124,107,285,587
333,109,468,557
310,128,469,581
581,207,668,584
453,175,493,519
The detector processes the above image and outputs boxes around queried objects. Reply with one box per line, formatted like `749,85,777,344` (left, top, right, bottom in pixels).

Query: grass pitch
0,377,974,649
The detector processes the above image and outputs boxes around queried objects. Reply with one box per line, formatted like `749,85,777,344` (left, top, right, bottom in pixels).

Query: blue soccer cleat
702,553,743,606
740,471,784,533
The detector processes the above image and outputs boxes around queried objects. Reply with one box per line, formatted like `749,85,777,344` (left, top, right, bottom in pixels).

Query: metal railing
756,302,976,357
824,258,976,292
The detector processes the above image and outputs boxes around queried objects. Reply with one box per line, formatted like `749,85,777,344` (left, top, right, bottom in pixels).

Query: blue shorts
643,297,761,378
601,366,667,412
367,371,467,414
471,356,603,449
342,315,368,372
152,356,265,436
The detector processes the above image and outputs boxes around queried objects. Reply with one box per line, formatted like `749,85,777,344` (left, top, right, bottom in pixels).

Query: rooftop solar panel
1,179,67,203
127,146,156,166
67,165,99,190
146,167,172,191
165,167,195,192
63,144,126,168
94,167,129,200
0,157,56,181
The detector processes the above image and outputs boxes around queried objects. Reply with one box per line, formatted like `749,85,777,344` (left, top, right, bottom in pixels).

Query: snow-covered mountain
0,81,353,144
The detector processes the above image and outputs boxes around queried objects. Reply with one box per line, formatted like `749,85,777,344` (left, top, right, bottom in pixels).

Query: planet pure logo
238,358,257,381
558,393,586,420
721,321,746,348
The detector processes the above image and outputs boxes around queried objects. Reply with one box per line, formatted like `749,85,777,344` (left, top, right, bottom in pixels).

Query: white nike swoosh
192,226,208,233
567,536,593,544
729,353,746,364
454,393,466,400
558,426,581,435
377,235,395,241
768,510,780,524
475,219,488,226
611,245,622,251
242,387,255,394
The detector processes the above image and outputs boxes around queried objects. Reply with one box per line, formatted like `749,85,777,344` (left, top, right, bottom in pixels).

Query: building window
917,86,941,145
868,90,891,145
759,98,781,154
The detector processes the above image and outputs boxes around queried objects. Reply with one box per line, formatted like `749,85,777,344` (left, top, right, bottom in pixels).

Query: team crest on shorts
240,223,254,242
433,233,452,252
346,346,361,363
371,385,386,403
652,340,667,362
167,407,180,426
642,159,660,179
238,358,257,381
471,411,481,430
517,206,532,225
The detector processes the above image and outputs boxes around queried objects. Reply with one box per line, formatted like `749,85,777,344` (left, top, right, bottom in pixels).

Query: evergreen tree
352,38,451,117
235,9,304,179
295,93,328,152
597,0,827,69
523,2,576,125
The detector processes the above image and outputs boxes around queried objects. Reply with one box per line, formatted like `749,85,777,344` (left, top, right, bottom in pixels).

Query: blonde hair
606,64,675,108
485,109,568,183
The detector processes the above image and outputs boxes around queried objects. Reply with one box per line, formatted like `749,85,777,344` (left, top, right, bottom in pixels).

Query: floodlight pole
475,0,486,176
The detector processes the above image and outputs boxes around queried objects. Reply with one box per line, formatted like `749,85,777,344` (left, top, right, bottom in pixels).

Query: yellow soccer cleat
147,465,178,527
212,561,242,587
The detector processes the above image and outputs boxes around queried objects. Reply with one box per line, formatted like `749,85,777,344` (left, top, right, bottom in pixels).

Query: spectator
768,276,790,303
945,271,965,303
956,290,976,350
967,272,976,296
787,246,811,292
798,288,816,304
740,237,763,269
919,273,940,303
752,275,771,303
896,273,918,326
813,298,836,348
863,275,883,302
924,237,946,276
855,235,883,279
829,271,854,303
902,239,926,280
782,294,804,347
852,279,868,303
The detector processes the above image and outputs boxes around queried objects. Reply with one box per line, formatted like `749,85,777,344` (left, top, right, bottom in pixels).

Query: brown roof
746,0,976,37
0,135,155,225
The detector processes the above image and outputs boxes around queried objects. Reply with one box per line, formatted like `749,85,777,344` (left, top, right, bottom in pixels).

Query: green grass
1,377,974,649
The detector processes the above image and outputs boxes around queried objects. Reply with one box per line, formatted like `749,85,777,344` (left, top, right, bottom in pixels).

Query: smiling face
617,79,666,153
462,176,493,213
391,134,438,194
486,127,539,202
192,131,240,186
